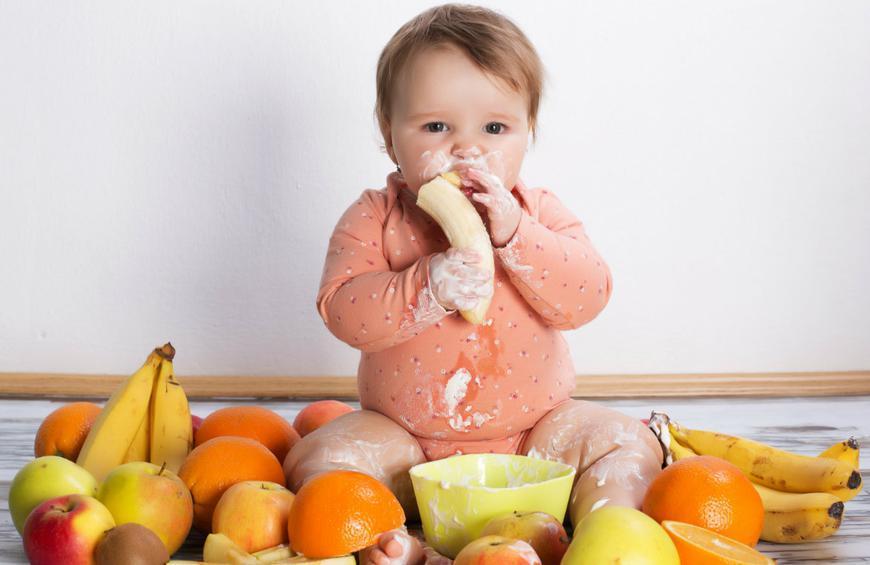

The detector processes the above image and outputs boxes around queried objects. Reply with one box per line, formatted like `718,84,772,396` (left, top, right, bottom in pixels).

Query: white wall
1,1,868,377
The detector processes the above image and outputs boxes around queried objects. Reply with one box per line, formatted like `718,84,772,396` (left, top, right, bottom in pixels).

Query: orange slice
663,521,775,564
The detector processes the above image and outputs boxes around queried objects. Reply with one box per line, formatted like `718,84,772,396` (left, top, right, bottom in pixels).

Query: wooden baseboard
0,371,867,400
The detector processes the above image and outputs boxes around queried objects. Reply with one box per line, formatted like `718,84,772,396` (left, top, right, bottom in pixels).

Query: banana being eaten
417,172,494,325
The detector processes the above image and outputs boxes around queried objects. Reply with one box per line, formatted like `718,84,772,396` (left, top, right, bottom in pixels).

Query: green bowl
409,454,576,558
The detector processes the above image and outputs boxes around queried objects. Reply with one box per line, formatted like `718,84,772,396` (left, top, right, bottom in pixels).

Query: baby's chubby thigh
283,409,427,520
519,400,663,526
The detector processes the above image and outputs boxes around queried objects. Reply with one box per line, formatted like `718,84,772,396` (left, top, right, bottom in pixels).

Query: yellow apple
212,480,295,553
97,461,193,554
562,506,679,565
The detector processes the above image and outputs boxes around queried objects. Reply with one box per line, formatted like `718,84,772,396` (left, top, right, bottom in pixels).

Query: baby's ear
380,123,397,163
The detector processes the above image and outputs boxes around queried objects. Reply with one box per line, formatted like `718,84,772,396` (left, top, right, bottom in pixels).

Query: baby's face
385,44,531,194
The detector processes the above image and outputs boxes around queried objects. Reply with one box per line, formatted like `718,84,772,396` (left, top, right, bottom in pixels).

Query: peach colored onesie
316,172,612,461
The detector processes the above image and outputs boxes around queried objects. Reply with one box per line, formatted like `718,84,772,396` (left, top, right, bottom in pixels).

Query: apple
480,511,569,565
561,506,679,565
292,400,354,437
454,535,542,565
8,455,99,533
192,414,203,437
22,494,115,565
97,461,193,554
212,480,295,553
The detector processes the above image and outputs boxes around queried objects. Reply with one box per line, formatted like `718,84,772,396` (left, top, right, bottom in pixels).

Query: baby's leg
283,409,427,520
520,400,663,526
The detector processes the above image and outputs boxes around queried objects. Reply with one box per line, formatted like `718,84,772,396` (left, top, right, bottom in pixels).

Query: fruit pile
5,344,864,564
7,344,362,564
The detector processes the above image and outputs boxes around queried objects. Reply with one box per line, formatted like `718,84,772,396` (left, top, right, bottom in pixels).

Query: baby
284,4,663,563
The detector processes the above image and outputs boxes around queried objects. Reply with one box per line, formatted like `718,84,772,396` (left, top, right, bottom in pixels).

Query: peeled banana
416,171,494,325
150,345,193,474
77,347,165,480
753,483,844,543
669,422,862,499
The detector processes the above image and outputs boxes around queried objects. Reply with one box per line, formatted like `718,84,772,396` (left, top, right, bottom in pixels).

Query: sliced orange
663,521,775,564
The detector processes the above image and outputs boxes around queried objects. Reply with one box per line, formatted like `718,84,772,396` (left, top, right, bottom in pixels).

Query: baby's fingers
471,192,495,208
445,247,481,264
447,263,492,282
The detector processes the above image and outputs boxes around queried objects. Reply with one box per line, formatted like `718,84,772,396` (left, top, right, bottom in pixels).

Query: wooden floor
1,396,868,564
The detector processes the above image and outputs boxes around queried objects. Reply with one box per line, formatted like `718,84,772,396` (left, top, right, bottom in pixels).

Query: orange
195,406,301,463
287,470,405,558
293,400,355,437
663,521,775,564
178,436,286,532
642,455,764,547
34,402,102,460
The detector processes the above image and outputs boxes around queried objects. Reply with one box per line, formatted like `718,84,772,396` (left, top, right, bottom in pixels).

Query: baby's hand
429,248,493,312
464,168,521,247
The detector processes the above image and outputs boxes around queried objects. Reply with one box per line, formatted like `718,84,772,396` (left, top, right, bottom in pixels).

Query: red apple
454,535,542,565
23,494,115,565
96,461,193,554
191,414,203,437
212,480,295,553
292,400,354,437
480,511,569,565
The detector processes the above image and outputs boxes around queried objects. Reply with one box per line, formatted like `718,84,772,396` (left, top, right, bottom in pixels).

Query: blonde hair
375,3,544,142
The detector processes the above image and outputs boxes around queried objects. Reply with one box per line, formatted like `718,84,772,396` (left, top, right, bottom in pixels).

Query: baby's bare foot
359,528,425,565
359,528,453,565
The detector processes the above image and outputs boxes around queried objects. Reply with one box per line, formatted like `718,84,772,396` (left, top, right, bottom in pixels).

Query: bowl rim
409,453,576,491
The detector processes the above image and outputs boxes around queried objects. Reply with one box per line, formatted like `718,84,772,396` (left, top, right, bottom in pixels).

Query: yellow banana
150,345,192,473
819,437,860,468
753,483,844,543
668,434,699,462
416,171,494,325
817,437,862,501
670,422,862,498
122,409,150,463
77,346,165,481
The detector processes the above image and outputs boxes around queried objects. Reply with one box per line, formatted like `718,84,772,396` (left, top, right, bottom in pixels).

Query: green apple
562,506,679,565
8,455,98,533
97,461,193,554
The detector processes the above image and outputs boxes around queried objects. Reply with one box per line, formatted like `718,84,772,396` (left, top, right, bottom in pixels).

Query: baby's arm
494,187,612,330
317,190,452,352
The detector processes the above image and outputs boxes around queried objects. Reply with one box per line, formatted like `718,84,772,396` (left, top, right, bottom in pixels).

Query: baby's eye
425,122,447,133
485,122,506,134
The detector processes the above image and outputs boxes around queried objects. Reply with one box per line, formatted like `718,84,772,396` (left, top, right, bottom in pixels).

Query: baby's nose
451,144,483,160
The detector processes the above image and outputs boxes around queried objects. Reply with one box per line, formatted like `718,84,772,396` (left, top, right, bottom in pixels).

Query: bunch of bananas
649,412,863,544
76,343,193,481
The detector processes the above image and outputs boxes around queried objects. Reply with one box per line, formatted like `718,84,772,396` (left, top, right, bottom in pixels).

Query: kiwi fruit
95,522,170,565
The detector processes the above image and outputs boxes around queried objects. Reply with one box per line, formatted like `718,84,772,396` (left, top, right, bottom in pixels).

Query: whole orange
195,406,300,463
293,400,355,437
178,436,286,532
642,455,764,546
34,402,102,460
287,470,405,558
